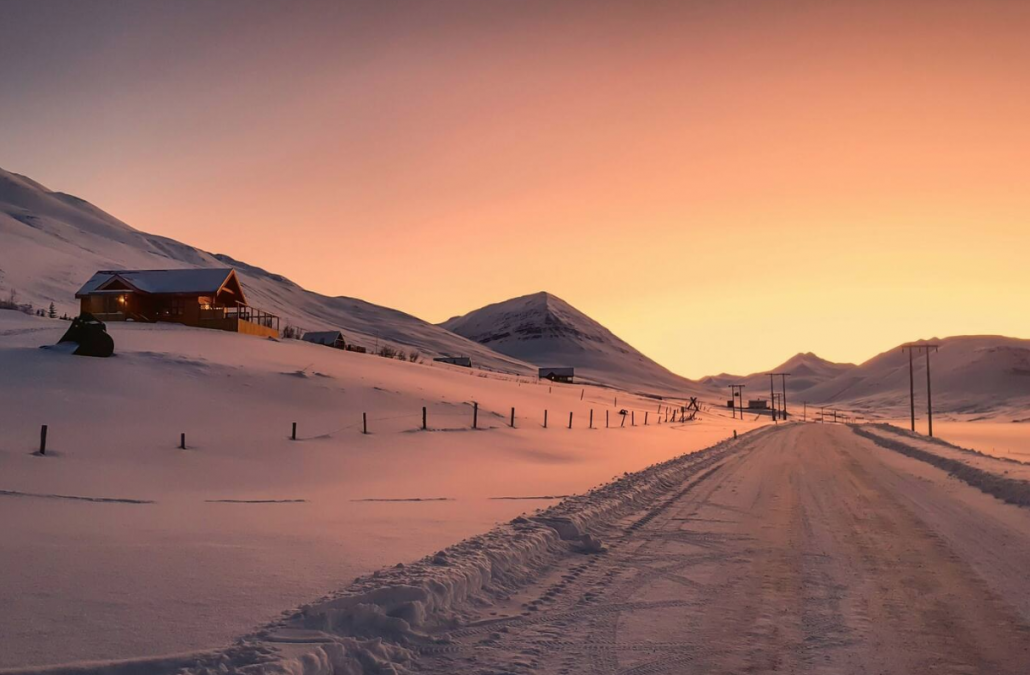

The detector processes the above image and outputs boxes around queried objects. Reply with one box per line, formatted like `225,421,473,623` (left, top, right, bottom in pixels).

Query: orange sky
3,0,1029,378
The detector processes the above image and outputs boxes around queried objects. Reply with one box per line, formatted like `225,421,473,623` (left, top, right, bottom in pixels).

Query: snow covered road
417,423,1030,674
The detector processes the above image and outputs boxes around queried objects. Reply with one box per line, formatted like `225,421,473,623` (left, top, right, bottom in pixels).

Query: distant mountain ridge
701,352,857,394
702,340,1030,418
0,166,533,373
440,291,704,396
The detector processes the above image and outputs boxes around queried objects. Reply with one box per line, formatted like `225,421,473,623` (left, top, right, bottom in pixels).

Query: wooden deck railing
199,306,280,332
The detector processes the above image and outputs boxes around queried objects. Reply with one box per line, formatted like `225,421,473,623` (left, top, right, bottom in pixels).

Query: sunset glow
3,0,1028,377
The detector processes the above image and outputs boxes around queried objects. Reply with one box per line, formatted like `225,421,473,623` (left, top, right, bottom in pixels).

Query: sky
1,0,1029,379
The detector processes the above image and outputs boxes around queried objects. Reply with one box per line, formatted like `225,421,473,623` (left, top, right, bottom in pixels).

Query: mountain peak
440,293,701,395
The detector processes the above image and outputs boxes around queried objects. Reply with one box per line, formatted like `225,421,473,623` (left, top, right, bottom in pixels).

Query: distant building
726,400,735,408
748,399,769,410
539,366,574,383
74,268,279,338
302,330,347,349
434,356,473,368
345,344,367,354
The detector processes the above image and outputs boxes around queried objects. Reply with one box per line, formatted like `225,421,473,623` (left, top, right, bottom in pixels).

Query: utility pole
802,401,807,422
768,374,777,421
770,373,791,420
901,343,940,436
729,384,745,420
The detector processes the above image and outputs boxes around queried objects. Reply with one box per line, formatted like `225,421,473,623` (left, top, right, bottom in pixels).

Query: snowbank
853,424,1030,508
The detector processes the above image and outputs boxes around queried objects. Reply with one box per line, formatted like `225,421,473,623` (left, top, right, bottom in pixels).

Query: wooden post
568,411,573,429
908,348,916,432
589,409,593,429
422,406,427,430
644,412,648,425
40,425,47,455
510,407,515,428
926,348,934,437
473,402,478,429
291,422,297,440
180,433,186,450
363,412,368,434
631,411,635,426
606,410,609,428
544,410,548,429
581,389,584,400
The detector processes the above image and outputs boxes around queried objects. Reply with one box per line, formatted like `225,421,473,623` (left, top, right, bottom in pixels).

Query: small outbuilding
748,399,769,410
434,356,472,368
539,366,574,384
302,331,347,349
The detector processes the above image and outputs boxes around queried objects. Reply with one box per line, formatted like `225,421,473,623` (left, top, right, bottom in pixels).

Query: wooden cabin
434,356,473,368
538,366,574,383
302,330,347,349
75,268,279,339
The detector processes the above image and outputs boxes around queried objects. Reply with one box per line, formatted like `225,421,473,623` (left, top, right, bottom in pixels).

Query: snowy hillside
702,340,1030,418
801,336,1030,417
440,291,705,396
0,167,533,374
0,310,751,669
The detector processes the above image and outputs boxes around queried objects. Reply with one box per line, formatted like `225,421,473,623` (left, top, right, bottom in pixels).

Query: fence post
180,433,186,450
40,425,47,455
422,406,427,430
606,410,609,428
589,409,593,429
291,422,297,440
645,412,648,426
568,411,573,429
510,407,515,428
544,409,548,428
581,389,584,400
473,402,478,430
363,413,368,435
631,411,635,426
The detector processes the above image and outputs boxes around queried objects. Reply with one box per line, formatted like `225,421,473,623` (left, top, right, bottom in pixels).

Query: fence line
27,399,713,452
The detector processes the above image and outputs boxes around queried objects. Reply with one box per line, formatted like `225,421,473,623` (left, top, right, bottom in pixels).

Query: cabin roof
76,269,238,298
302,331,345,343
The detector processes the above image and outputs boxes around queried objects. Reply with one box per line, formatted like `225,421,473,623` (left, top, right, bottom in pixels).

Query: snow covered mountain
702,340,1030,418
701,352,858,395
0,166,533,373
440,291,704,396
801,336,1030,417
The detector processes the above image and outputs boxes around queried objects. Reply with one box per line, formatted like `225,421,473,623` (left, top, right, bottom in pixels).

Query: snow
0,309,758,669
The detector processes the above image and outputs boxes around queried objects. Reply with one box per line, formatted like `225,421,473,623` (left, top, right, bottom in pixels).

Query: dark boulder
59,313,114,358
